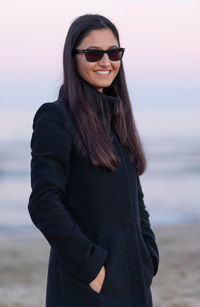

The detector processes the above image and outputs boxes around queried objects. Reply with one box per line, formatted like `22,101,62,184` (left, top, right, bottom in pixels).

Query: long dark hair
58,14,147,175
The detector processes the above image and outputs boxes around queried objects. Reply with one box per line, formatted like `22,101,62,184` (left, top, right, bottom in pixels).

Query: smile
95,70,111,75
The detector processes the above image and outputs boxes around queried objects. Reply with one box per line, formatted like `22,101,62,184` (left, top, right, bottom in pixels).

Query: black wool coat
28,97,159,307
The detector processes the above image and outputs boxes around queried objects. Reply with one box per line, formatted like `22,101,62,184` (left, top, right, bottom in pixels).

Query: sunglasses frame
74,47,125,62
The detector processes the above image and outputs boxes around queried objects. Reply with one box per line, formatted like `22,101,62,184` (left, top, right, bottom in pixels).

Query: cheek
113,62,121,75
77,60,94,79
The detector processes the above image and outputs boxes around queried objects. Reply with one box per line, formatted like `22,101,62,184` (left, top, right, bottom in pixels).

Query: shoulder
32,100,74,135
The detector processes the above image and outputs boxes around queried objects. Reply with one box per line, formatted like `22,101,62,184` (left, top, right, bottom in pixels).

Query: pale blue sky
0,0,199,140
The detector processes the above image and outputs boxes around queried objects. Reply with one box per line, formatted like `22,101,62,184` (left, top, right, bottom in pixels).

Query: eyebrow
86,45,119,49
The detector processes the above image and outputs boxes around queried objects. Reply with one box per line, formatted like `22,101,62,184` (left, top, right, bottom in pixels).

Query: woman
28,14,159,307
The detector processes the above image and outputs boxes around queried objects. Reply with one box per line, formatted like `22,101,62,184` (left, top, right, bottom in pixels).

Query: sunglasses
74,47,125,62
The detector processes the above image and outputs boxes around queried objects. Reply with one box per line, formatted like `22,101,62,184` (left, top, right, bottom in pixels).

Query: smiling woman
28,14,159,307
74,29,123,92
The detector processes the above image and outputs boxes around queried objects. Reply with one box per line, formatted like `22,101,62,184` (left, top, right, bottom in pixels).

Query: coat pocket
87,263,109,296
144,242,154,274
140,236,154,286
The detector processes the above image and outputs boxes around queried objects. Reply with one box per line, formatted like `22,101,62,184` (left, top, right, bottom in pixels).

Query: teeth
96,71,110,75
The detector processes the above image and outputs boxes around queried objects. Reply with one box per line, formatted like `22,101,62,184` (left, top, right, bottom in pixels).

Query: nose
99,53,110,66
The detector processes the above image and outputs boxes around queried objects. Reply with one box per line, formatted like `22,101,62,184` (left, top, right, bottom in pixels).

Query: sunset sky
0,0,200,139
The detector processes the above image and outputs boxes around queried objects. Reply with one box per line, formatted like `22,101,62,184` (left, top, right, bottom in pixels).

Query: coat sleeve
28,102,108,284
136,176,159,276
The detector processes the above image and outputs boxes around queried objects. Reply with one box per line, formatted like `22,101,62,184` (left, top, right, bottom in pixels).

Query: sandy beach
0,222,200,307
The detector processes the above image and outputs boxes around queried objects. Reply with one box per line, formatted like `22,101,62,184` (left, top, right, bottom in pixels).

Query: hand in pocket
89,265,106,293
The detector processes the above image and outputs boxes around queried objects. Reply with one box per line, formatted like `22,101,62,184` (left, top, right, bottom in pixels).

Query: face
75,29,121,93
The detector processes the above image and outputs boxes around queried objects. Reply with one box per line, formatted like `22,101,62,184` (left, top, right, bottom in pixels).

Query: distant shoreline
1,218,200,235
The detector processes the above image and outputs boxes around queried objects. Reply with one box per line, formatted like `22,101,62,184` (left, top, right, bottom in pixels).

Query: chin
95,81,113,88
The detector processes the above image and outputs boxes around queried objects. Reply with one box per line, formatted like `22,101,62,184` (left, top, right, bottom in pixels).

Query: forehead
78,29,119,49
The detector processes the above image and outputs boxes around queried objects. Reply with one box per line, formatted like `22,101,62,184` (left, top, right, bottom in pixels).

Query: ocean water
0,134,199,231
141,136,200,225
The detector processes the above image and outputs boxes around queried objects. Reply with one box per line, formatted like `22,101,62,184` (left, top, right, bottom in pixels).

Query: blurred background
1,0,199,230
0,0,200,306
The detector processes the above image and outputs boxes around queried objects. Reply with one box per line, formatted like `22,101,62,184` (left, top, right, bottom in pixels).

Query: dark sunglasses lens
86,50,103,62
108,49,123,61
85,49,124,62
